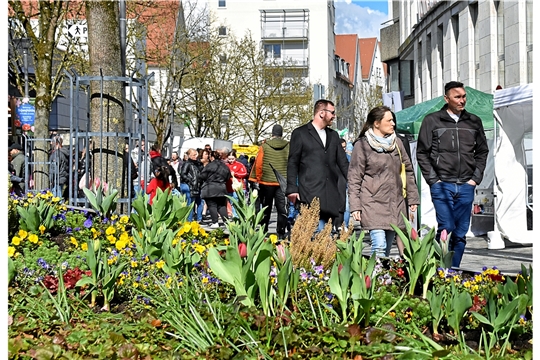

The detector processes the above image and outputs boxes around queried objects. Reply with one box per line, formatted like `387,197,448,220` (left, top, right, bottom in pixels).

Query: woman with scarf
348,105,420,257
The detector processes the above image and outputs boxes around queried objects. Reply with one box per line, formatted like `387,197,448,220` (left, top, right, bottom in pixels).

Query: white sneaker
210,223,220,229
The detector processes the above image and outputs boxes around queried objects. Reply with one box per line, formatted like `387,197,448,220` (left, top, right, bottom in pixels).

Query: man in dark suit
286,99,349,233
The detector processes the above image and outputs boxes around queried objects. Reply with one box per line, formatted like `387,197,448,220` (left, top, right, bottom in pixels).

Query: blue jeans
430,181,476,268
180,183,191,204
52,184,64,198
370,229,396,257
343,191,350,229
188,195,203,222
228,191,239,218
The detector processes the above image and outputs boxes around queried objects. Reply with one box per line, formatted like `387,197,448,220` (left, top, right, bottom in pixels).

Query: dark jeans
430,181,475,268
259,184,287,236
204,196,229,224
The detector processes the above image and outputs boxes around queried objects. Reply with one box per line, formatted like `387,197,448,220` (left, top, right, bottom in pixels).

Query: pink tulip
238,243,247,258
440,229,448,242
365,275,371,289
276,244,286,264
411,228,418,241
338,264,343,274
93,177,101,190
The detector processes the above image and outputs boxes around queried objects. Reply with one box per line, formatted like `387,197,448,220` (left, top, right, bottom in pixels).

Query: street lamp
19,38,31,100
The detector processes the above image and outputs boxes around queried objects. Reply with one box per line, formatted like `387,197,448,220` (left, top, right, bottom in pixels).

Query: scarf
365,128,396,153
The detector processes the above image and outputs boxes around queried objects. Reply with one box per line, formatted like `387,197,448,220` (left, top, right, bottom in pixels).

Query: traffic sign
68,23,87,38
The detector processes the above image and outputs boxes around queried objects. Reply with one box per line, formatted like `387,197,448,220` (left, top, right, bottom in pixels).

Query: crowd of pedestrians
8,81,487,266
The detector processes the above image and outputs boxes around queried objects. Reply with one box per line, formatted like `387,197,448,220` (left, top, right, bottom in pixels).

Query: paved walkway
201,209,532,277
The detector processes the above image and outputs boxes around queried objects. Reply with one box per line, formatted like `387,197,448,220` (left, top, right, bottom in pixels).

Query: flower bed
7,185,533,359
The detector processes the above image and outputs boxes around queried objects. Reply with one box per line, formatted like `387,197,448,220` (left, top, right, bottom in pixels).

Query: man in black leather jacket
416,81,489,268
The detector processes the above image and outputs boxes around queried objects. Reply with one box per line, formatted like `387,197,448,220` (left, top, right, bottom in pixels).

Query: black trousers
204,196,229,224
259,184,287,236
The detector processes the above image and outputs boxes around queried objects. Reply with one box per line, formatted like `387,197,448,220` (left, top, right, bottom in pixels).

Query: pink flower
440,229,448,242
364,275,371,289
238,243,247,258
276,244,286,264
338,264,343,274
411,228,418,241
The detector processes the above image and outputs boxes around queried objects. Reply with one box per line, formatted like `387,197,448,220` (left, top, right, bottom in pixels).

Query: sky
334,0,389,39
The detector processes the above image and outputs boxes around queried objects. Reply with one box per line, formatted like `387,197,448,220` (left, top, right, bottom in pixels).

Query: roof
335,34,359,83
358,37,378,81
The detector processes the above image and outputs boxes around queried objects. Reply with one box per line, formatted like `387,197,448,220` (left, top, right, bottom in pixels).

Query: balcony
261,9,309,40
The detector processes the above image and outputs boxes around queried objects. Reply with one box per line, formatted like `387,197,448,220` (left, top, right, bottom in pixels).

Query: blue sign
17,103,35,126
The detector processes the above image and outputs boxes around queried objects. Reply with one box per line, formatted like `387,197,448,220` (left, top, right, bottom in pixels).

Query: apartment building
380,0,533,108
207,0,336,101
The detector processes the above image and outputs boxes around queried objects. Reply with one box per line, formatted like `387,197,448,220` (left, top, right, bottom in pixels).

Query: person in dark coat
286,99,349,232
49,135,71,199
348,105,420,257
180,148,204,222
199,150,232,228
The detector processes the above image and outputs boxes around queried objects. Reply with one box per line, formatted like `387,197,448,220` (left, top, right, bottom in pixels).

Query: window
264,44,281,59
218,0,226,7
218,26,227,36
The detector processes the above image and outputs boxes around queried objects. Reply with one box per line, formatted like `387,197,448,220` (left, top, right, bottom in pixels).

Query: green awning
395,86,494,135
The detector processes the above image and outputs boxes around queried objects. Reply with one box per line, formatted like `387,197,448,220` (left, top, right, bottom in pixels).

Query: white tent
492,84,533,244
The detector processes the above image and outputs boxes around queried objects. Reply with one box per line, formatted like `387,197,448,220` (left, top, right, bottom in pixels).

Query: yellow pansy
131,260,138,268
115,240,127,250
39,225,46,235
119,215,129,224
8,247,15,257
70,237,78,247
155,260,165,269
81,243,88,251
201,277,209,284
107,235,116,244
28,234,39,244
119,232,129,243
11,237,21,246
183,222,192,233
224,239,230,246
194,244,206,254
106,226,116,235
269,234,278,244
18,230,28,239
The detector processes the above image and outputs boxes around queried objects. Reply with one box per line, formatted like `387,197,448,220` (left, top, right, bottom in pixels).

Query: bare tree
352,82,383,137
230,33,312,144
8,1,85,189
124,0,211,149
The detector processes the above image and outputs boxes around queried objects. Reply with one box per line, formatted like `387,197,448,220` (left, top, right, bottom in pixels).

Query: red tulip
411,228,418,241
238,243,247,258
440,229,448,242
338,264,343,274
364,275,371,289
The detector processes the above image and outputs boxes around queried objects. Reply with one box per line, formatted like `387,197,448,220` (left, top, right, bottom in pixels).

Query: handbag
396,145,407,198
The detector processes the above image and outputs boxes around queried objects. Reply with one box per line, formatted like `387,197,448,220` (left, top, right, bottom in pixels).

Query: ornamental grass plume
289,198,337,270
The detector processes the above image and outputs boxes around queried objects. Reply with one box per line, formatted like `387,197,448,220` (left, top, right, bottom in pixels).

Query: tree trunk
86,1,126,194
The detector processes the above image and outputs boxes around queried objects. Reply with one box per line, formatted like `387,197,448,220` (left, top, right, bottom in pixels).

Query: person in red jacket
225,149,247,218
146,157,172,204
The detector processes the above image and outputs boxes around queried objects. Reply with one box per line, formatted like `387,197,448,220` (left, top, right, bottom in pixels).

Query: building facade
381,0,533,108
207,0,336,102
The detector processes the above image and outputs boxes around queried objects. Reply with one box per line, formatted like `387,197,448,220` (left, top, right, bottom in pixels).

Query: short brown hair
313,99,334,115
